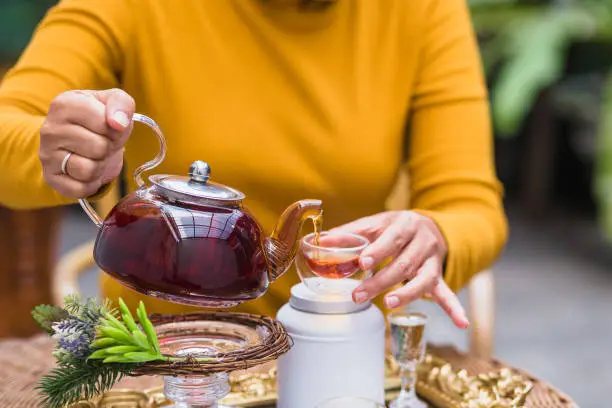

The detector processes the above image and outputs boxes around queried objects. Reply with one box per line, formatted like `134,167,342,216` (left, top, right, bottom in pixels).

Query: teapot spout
265,199,323,282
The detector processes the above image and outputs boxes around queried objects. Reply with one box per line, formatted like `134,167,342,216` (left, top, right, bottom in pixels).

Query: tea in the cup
305,251,361,279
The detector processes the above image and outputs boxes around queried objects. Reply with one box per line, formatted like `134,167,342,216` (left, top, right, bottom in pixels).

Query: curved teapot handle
78,113,167,228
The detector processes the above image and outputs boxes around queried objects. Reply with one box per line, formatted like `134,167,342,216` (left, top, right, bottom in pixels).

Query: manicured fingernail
353,291,368,304
113,111,130,128
361,256,374,270
385,295,400,309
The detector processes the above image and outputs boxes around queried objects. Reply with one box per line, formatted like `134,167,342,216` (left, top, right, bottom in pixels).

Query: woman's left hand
332,211,469,329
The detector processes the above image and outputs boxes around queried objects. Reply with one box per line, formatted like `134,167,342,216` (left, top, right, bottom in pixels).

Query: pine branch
36,357,132,408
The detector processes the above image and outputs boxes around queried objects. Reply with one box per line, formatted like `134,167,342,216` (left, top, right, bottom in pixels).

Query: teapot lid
149,161,245,202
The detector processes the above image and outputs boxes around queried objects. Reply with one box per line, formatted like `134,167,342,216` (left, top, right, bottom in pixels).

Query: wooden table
0,335,579,408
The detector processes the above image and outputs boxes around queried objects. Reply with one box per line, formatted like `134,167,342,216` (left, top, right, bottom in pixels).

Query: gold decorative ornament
70,352,534,408
386,354,534,408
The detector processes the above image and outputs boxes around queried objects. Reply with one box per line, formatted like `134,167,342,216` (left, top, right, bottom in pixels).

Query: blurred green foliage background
0,0,56,62
469,0,612,240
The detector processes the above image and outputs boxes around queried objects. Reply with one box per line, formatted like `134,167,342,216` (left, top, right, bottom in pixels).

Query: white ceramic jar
276,283,386,408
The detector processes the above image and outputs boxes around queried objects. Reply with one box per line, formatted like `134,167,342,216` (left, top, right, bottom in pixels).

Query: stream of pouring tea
312,212,323,246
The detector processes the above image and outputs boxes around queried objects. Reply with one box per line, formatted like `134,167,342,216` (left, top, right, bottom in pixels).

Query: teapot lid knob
149,160,245,201
189,161,211,184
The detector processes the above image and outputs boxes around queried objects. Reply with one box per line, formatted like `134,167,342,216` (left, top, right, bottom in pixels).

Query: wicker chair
52,170,496,358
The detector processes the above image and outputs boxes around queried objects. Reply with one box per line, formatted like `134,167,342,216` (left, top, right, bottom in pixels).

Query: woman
0,0,507,329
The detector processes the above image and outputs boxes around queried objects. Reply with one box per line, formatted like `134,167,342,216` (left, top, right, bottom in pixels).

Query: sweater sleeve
407,0,508,292
0,0,132,209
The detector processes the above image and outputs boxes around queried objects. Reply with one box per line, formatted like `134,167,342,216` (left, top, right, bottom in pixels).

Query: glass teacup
296,231,370,298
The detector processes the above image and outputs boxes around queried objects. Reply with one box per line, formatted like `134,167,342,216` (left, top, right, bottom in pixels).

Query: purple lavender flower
57,335,91,358
52,317,96,360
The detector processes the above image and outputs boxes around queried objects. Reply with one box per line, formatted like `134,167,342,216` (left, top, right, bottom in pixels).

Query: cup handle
78,113,167,228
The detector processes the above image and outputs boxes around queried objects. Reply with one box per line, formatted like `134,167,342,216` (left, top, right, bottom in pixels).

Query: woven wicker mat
0,335,578,408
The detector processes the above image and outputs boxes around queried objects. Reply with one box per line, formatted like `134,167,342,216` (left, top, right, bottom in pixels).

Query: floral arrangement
31,295,198,408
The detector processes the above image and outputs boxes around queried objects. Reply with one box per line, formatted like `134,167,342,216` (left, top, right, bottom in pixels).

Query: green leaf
31,305,68,334
594,70,612,241
131,330,151,350
102,353,161,364
474,4,603,136
90,299,163,364
90,337,117,349
119,298,140,333
492,9,595,135
103,313,131,336
102,355,128,364
137,301,160,353
124,351,164,363
98,326,135,346
105,345,141,355
471,2,544,32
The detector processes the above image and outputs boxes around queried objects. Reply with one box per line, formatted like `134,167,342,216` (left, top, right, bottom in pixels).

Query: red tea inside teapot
78,114,322,308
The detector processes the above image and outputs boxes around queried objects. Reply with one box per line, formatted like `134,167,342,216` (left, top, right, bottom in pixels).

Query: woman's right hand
39,88,136,198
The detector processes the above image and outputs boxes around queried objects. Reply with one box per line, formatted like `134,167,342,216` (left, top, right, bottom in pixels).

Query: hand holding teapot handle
79,112,166,227
39,88,166,227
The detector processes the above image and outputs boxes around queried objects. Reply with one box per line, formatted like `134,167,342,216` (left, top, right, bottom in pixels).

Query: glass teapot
79,114,323,308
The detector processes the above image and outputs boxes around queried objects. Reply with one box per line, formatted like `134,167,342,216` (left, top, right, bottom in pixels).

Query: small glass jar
163,374,230,407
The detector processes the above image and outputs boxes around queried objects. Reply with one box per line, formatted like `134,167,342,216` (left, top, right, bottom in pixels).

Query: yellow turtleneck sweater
0,0,507,316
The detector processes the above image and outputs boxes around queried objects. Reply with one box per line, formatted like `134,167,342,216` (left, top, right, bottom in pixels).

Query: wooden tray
118,351,534,408
0,336,577,408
